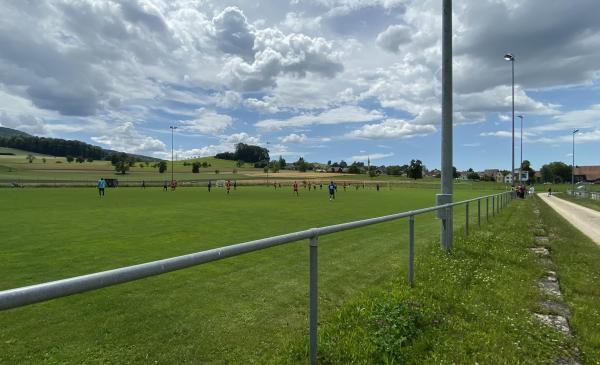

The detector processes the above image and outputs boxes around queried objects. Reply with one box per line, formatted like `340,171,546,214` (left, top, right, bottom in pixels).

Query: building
574,166,600,183
482,169,500,179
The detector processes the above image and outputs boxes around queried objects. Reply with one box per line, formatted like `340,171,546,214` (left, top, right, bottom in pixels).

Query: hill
0,126,31,138
0,128,159,162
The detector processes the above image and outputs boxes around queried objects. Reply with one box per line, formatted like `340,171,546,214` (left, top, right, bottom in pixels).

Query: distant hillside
0,128,160,162
0,126,31,138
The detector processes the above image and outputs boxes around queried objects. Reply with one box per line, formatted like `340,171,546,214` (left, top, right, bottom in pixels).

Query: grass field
0,186,495,364
273,196,598,364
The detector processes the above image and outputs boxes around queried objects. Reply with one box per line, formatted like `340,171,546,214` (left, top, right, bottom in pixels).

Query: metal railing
0,191,513,364
567,189,600,201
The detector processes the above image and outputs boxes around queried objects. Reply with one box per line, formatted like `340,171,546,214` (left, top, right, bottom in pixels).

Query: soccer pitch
0,186,495,364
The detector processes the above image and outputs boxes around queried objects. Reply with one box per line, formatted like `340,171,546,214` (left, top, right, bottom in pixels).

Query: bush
192,162,201,173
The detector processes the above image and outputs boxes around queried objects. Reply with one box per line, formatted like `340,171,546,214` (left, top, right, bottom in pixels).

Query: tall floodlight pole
572,129,579,195
266,141,270,185
504,53,515,187
517,115,523,183
170,126,177,184
437,0,453,251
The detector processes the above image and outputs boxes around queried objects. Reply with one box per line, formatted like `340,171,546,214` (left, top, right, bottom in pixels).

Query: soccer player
97,177,106,197
293,181,299,196
208,180,212,192
328,181,336,201
171,179,177,191
226,180,231,194
234,180,237,190
163,180,168,191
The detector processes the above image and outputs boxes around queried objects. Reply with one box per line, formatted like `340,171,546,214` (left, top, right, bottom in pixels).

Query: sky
0,0,599,171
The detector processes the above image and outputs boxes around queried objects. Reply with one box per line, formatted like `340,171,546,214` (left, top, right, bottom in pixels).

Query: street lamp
572,129,579,195
504,53,515,187
170,125,177,184
517,115,523,183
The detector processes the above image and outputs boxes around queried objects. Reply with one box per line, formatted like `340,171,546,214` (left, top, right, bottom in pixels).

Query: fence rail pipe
309,234,318,365
408,216,415,286
0,191,510,313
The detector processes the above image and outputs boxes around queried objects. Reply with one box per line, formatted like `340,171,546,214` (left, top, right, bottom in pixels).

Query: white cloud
214,90,242,109
530,104,600,132
279,133,307,143
346,119,437,139
91,122,166,154
349,152,394,162
243,97,280,113
178,108,233,135
223,26,344,91
480,131,512,138
255,105,383,131
376,25,412,53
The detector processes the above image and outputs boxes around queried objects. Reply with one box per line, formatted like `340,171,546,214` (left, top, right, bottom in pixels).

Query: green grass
555,193,600,212
0,186,492,364
534,196,600,364
274,198,586,364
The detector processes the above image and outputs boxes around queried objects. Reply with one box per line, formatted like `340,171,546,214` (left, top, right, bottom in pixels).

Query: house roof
574,165,600,181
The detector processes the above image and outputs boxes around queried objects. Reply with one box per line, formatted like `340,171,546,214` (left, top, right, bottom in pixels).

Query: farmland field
0,186,496,364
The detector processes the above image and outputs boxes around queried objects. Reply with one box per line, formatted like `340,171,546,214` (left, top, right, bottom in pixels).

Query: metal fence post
465,202,469,236
408,216,415,286
486,197,489,221
492,195,495,217
309,234,318,365
477,199,481,227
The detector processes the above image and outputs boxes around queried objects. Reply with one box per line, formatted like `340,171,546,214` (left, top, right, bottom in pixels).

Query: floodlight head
573,129,579,134
517,115,523,119
504,53,514,61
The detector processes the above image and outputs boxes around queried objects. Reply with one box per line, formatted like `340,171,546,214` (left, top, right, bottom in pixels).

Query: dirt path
537,193,600,246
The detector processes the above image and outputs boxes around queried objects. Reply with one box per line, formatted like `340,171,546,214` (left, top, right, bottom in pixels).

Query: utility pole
437,0,453,251
170,126,177,184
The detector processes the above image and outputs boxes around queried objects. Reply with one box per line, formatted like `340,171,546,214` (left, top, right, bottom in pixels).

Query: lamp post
517,115,523,183
170,126,177,184
504,53,515,187
572,129,579,195
436,0,453,251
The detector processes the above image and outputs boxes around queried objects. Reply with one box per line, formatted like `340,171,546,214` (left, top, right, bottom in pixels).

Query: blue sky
0,0,599,171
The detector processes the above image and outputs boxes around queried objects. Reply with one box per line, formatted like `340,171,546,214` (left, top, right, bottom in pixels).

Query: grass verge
274,198,582,364
555,193,600,212
535,196,600,364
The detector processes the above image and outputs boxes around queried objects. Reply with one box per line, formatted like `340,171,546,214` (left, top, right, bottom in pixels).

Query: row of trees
1,135,106,160
215,143,269,165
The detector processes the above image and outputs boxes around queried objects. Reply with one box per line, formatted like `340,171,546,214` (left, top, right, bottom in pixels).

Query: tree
158,161,167,173
278,156,286,169
215,169,220,174
236,160,244,168
348,163,361,174
86,157,94,163
76,156,85,163
66,155,74,163
192,162,201,173
339,160,348,168
521,160,535,182
42,157,47,164
26,154,35,163
452,166,459,178
297,157,308,172
540,161,571,183
111,152,133,174
407,159,423,179
467,171,480,180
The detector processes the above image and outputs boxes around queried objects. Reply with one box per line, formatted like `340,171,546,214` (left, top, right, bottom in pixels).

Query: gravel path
537,193,600,246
